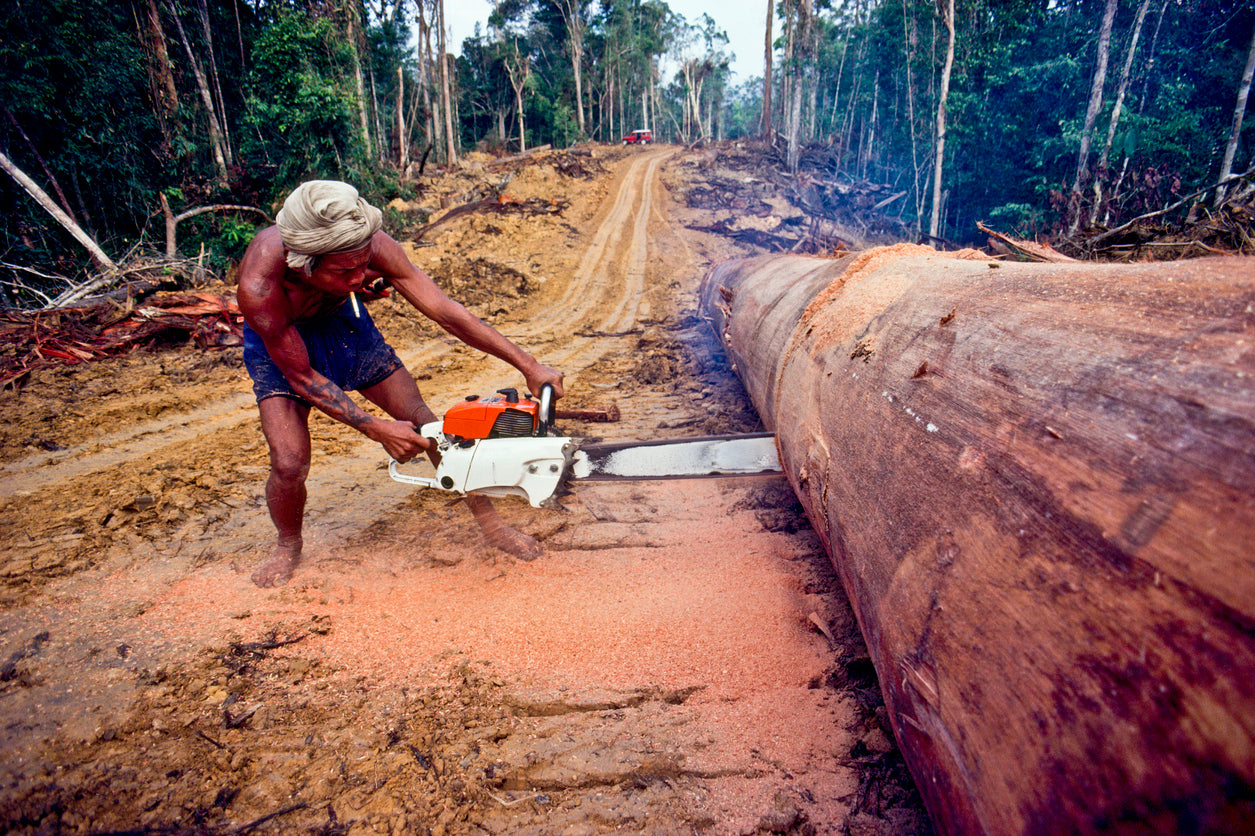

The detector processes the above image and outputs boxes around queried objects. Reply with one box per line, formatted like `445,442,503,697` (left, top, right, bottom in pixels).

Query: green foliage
242,13,363,190
3,0,1253,296
0,0,169,281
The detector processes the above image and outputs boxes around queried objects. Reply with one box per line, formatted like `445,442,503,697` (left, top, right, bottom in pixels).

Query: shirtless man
238,180,564,587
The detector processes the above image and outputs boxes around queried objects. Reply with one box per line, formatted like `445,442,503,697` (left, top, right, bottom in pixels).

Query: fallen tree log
699,245,1255,834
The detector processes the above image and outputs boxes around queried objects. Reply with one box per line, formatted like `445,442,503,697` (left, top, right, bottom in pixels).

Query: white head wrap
276,180,383,273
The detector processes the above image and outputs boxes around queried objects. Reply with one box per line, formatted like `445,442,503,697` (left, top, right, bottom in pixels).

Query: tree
784,0,814,173
166,0,231,185
1092,0,1154,224
929,0,956,240
761,0,774,139
1068,0,1119,233
504,41,532,151
438,0,459,164
1216,18,1255,206
550,0,590,135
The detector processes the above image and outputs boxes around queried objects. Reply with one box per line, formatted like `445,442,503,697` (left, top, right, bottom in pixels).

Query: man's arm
367,233,565,398
237,230,429,462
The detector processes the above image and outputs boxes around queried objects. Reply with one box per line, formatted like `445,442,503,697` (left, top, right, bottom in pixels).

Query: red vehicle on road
621,129,652,145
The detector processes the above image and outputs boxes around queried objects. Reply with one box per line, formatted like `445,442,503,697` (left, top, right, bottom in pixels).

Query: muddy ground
0,144,930,834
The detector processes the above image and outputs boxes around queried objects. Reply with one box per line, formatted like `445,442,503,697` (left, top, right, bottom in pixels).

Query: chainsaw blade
569,433,780,482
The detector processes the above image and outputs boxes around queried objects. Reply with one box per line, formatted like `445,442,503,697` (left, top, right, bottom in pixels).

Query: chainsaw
387,385,781,508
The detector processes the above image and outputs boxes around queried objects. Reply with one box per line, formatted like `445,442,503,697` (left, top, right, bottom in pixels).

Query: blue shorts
243,297,404,405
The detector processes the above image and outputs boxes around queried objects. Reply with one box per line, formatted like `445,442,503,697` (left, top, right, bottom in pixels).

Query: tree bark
1216,19,1255,207
0,150,115,271
1068,0,1118,233
929,0,955,240
701,248,1255,836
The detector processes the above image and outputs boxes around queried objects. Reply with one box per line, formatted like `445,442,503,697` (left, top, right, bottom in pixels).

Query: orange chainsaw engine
441,388,541,441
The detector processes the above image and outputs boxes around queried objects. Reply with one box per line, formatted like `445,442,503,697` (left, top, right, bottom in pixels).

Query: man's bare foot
252,541,301,587
465,495,543,561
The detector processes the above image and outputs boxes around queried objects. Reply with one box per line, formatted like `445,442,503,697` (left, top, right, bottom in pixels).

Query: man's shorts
243,297,404,405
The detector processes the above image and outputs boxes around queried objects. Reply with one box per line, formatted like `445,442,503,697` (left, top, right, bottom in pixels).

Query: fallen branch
977,222,1079,263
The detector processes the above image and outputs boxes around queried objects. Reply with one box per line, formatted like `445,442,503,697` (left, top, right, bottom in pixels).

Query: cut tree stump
699,245,1255,835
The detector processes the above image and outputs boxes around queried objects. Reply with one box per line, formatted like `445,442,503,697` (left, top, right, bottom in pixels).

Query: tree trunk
142,0,179,155
346,4,373,158
1093,0,1153,224
1068,0,1119,233
397,66,409,169
506,47,529,153
761,0,774,139
557,0,586,135
701,248,1255,836
929,0,955,240
437,0,458,165
1216,19,1255,207
0,150,115,271
902,0,922,229
166,0,229,185
196,0,233,166
786,0,810,173
417,5,435,162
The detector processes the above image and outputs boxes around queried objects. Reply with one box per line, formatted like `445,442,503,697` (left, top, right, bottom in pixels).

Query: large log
699,245,1255,834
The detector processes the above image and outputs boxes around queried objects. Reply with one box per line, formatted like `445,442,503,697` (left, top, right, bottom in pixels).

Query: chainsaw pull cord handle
537,383,555,437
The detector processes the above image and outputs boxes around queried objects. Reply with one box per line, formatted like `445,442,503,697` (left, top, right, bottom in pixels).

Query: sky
441,0,768,85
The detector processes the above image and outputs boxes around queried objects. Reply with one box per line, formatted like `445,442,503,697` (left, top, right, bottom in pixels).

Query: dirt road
0,147,927,834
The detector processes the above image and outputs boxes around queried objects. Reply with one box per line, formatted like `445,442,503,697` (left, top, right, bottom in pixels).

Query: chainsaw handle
537,383,555,437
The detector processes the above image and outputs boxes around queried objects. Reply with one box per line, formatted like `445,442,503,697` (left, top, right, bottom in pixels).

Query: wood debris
0,290,243,389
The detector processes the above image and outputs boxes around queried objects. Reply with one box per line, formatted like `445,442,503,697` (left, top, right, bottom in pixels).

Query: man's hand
366,418,432,463
526,364,565,400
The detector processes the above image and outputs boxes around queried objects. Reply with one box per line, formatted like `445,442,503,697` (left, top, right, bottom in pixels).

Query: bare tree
1216,19,1255,207
504,43,531,152
929,0,956,240
1068,0,1119,233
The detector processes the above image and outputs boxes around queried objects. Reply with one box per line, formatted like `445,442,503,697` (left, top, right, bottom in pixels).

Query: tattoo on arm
302,378,374,430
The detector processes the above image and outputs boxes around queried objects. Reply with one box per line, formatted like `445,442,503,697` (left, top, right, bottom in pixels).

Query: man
237,180,564,587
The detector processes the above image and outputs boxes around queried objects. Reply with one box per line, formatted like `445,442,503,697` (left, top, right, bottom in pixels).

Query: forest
1,0,1253,308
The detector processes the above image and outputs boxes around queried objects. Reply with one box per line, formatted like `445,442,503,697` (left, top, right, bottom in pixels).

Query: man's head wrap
276,180,383,273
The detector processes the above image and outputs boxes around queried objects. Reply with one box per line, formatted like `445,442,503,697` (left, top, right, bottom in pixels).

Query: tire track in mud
0,149,669,505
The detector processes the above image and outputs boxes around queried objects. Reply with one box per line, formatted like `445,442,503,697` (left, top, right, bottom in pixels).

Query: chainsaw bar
569,432,781,481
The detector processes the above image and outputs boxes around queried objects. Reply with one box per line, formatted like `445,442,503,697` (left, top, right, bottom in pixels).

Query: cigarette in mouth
350,292,361,318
